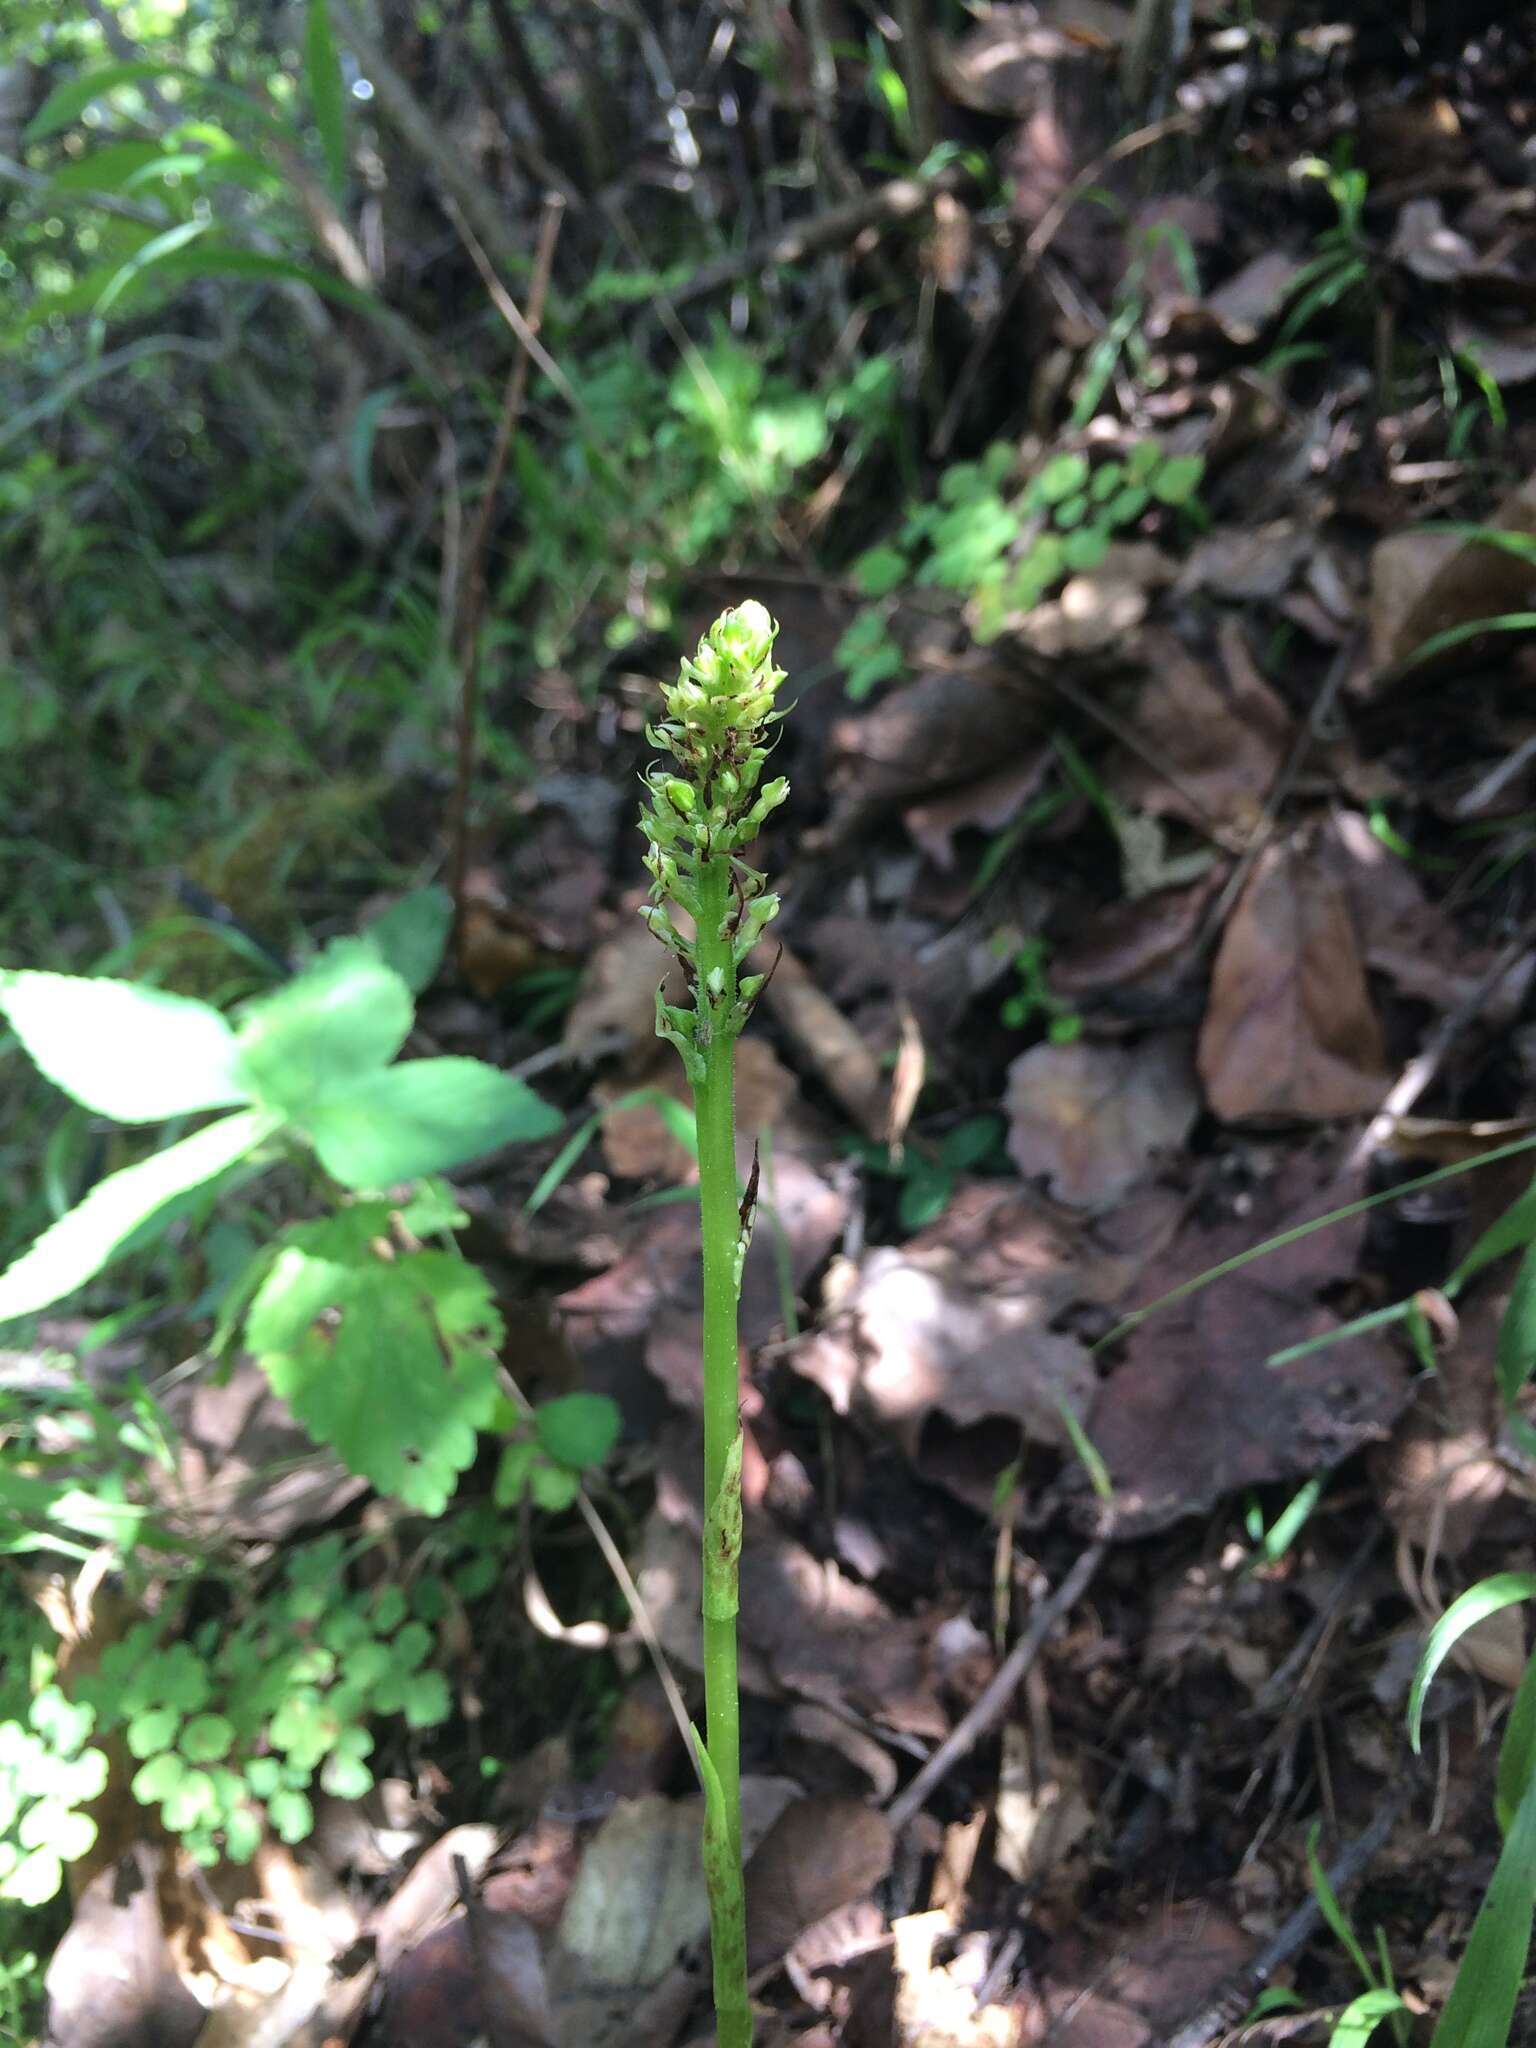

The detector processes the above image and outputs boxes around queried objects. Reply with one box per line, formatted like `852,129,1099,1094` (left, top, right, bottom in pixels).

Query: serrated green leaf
401,1670,450,1729
362,888,452,995
495,1439,535,1507
299,1057,561,1188
0,1109,277,1326
0,972,250,1121
535,1391,621,1471
132,1752,186,1804
529,1462,580,1512
127,1706,180,1760
1053,492,1088,529
235,943,413,1116
320,1748,373,1800
267,1788,314,1844
181,1714,234,1763
305,0,348,195
248,1241,503,1512
391,1621,431,1672
29,1689,93,1758
223,1805,263,1863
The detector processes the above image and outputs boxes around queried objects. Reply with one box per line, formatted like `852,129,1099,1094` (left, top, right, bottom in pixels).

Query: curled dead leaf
1198,830,1388,1123
1004,1034,1199,1212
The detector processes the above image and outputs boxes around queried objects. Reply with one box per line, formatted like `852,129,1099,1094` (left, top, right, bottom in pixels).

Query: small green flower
640,604,790,1071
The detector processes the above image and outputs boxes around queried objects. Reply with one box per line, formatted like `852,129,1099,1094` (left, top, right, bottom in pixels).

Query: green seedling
850,1114,1006,1232
639,602,790,2048
838,440,1205,696
995,934,1081,1042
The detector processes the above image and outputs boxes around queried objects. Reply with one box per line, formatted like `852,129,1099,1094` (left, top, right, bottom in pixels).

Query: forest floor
9,3,1536,2044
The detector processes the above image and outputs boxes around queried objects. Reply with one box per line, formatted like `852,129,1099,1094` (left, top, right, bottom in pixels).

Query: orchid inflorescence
639,601,789,1078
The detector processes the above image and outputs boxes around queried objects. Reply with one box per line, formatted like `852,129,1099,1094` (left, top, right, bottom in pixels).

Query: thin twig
1345,905,1536,1175
448,191,565,937
1159,1791,1411,2048
653,165,969,316
886,1539,1108,1831
575,1491,703,1791
932,113,1195,458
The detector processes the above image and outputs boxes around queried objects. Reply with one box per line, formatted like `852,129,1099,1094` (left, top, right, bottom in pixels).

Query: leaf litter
32,10,1536,2048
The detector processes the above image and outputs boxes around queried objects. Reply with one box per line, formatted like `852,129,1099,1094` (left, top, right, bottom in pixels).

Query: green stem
692,854,751,2048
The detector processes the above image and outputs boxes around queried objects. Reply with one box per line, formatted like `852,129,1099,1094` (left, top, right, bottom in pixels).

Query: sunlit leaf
299,1058,561,1188
26,60,184,143
247,1225,504,1513
0,971,250,1121
0,1111,278,1326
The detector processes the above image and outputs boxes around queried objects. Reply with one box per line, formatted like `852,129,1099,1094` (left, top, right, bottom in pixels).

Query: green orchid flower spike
640,601,789,2048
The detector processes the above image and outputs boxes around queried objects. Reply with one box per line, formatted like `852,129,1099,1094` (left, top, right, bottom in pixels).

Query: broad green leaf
535,1391,621,1471
48,141,167,194
1408,1573,1536,1751
305,0,348,195
300,1058,560,1188
247,1235,504,1513
25,60,184,142
1330,1990,1404,2048
362,887,452,994
235,943,413,1116
1497,1240,1536,1407
0,1110,277,1326
0,971,250,1121
1448,1174,1536,1293
1428,1769,1536,2048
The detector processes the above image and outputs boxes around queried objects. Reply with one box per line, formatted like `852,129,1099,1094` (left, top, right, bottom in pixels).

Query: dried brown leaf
1004,1034,1199,1212
1092,1146,1412,1533
1371,465,1536,676
1112,627,1292,837
1198,831,1388,1122
746,1800,894,1973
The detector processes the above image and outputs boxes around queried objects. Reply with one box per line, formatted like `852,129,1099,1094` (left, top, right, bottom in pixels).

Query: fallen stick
885,1538,1108,1832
